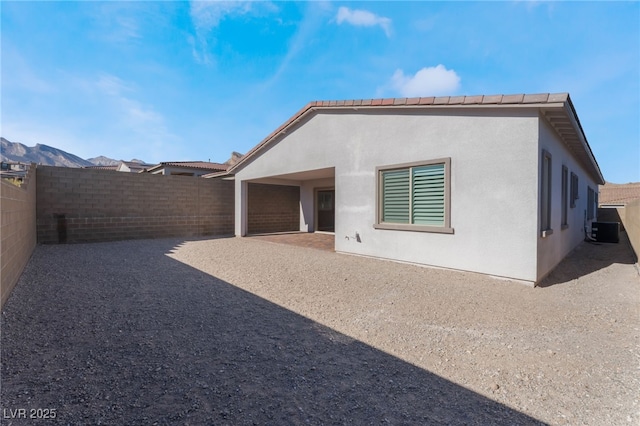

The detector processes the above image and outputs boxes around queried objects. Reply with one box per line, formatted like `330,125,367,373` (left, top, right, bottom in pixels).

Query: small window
375,158,452,234
570,172,579,208
561,165,568,229
540,150,553,236
587,186,596,220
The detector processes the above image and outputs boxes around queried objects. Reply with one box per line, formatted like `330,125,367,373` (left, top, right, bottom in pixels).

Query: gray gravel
1,235,638,425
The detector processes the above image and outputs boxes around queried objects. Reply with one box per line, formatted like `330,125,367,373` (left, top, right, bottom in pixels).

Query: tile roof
84,165,119,171
226,93,604,184
305,93,570,108
599,182,640,206
146,161,228,173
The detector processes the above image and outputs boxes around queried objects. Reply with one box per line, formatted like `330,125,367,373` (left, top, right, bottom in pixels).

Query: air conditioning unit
591,222,620,243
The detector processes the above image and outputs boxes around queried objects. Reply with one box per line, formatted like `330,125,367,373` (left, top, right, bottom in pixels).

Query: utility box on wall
591,222,620,243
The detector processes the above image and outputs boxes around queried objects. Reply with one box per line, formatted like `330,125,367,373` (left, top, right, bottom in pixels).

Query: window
570,172,579,208
561,165,568,229
587,186,596,220
540,150,553,236
375,158,452,234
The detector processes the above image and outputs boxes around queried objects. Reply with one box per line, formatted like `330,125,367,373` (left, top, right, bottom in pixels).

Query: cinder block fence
1,167,37,307
247,183,300,234
2,165,235,307
36,166,234,244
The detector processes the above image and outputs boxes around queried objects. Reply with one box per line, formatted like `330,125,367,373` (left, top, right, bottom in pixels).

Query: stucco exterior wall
536,118,600,281
235,108,542,282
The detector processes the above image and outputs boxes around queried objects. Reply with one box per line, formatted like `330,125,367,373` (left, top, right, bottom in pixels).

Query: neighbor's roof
599,182,640,206
84,165,119,171
145,161,228,173
226,93,604,184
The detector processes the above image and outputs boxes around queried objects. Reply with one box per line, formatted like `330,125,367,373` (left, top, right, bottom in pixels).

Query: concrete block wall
36,166,234,244
247,183,299,234
1,166,37,307
620,200,640,262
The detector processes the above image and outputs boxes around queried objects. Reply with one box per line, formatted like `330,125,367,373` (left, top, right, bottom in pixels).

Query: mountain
1,138,148,167
1,137,93,168
86,156,119,166
86,156,147,166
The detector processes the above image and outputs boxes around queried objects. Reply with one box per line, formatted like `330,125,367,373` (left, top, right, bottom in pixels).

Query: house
597,182,640,235
85,161,154,173
221,93,604,286
85,164,119,171
117,161,154,173
598,182,640,208
143,161,227,177
1,162,30,184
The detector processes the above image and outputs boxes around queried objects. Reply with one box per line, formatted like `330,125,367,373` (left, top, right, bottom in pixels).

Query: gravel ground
1,235,638,425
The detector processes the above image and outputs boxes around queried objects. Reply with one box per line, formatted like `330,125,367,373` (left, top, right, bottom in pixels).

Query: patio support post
235,179,248,236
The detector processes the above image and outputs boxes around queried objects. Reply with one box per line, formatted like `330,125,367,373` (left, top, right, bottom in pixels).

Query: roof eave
541,96,605,185
229,94,605,185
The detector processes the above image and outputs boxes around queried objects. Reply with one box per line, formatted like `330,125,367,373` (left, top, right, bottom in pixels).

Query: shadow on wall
1,237,544,425
538,231,636,288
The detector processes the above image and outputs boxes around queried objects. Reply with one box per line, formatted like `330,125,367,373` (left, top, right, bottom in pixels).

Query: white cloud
88,2,147,44
188,1,255,64
91,73,179,159
264,2,333,88
335,6,392,37
189,1,252,31
390,65,461,97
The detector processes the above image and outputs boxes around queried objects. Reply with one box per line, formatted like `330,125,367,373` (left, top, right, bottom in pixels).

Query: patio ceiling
252,167,335,183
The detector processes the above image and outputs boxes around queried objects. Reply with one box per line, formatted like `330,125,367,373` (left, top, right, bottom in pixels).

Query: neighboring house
85,165,119,171
222,93,604,286
84,161,154,173
597,182,640,232
117,161,154,173
1,162,29,184
143,161,227,177
598,182,640,208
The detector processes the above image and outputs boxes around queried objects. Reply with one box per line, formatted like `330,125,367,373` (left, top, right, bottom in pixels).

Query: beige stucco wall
536,118,600,281
1,167,37,308
235,108,543,283
620,199,640,262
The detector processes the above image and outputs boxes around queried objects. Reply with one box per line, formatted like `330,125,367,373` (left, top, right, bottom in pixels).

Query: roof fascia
144,164,163,173
561,97,605,184
228,103,316,174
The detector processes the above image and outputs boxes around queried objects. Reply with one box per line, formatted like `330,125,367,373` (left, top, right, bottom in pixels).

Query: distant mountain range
1,137,146,168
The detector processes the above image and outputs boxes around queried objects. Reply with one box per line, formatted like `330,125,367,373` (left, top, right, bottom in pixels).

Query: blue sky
1,1,638,183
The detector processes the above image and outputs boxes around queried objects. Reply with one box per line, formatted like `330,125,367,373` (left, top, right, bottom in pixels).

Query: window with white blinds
376,158,452,233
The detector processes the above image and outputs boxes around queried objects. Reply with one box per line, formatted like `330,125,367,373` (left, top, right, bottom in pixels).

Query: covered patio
237,167,336,239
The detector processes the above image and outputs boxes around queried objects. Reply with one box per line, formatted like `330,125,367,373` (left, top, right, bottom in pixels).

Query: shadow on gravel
1,238,544,425
538,231,636,288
